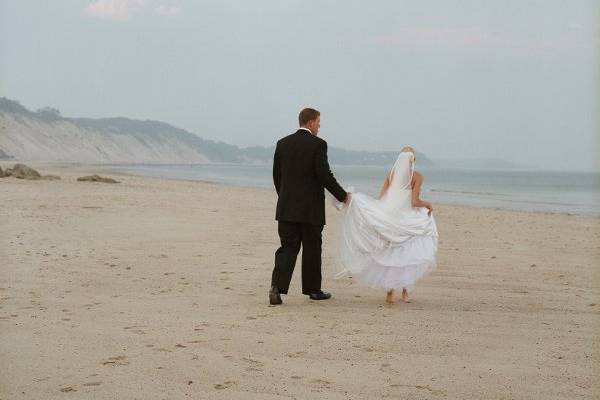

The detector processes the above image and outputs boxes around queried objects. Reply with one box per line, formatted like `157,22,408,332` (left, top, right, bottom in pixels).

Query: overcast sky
0,0,597,171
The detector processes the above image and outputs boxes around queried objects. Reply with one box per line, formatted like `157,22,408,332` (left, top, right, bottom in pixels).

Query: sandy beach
0,163,598,399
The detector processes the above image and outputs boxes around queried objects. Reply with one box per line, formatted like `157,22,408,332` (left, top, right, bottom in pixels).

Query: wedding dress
334,152,438,289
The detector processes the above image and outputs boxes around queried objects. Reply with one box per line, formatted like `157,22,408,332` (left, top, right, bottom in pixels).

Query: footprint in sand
310,378,332,388
241,357,264,372
102,355,129,366
82,381,102,387
153,348,172,353
214,381,234,389
285,351,308,358
124,325,141,330
389,384,445,395
60,386,77,392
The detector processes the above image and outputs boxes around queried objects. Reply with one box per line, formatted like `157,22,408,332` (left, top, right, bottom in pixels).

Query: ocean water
107,164,599,216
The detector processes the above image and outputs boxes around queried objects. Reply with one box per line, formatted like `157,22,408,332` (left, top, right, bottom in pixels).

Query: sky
0,0,598,171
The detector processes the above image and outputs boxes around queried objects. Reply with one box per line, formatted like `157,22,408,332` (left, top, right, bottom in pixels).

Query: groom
269,108,350,305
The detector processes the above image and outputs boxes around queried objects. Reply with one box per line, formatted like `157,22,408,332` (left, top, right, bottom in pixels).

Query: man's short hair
299,108,320,126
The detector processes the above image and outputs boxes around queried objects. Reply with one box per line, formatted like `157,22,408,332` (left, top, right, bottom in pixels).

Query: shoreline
2,161,596,218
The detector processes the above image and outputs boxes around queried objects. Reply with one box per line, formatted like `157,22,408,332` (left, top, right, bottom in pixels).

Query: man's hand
344,192,352,205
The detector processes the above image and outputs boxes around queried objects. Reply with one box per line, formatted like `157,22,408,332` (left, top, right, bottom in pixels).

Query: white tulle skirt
335,192,438,290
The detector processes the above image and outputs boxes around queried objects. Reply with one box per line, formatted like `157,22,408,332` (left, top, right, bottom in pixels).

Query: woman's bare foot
401,288,410,303
386,289,394,304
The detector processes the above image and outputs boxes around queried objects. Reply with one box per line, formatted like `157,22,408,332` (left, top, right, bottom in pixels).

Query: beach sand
1,164,598,399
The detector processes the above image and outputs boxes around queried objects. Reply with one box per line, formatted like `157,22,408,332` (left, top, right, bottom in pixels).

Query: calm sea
107,164,599,216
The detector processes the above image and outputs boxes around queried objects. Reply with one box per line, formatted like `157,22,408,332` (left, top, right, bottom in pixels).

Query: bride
335,146,438,304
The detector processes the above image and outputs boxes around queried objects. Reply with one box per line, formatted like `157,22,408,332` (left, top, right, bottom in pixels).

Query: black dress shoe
307,290,331,300
269,287,282,305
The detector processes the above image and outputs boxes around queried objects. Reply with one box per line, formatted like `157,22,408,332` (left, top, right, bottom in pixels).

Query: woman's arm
378,174,391,199
411,173,433,215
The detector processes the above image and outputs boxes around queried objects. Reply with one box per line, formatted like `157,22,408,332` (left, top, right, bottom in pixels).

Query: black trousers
271,221,324,294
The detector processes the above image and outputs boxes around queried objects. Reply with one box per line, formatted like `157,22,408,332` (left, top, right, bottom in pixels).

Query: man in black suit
269,108,350,305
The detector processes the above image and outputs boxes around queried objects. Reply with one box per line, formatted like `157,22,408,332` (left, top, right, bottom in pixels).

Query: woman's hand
424,202,433,216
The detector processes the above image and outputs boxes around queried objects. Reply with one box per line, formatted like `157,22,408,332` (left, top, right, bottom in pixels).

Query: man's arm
273,144,281,195
314,141,347,202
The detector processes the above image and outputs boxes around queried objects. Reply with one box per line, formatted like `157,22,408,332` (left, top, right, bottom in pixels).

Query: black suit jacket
273,129,347,226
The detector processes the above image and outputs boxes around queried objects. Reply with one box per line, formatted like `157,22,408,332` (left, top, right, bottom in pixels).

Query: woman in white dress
335,146,438,304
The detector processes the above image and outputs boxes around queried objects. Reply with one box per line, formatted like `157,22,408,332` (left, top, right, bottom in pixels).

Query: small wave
430,188,592,208
430,189,501,196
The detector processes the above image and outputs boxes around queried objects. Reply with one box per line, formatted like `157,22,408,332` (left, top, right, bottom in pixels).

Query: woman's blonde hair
400,146,416,161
